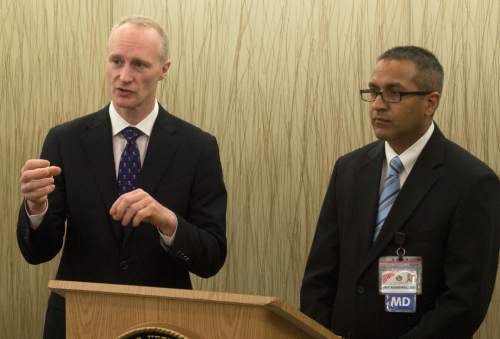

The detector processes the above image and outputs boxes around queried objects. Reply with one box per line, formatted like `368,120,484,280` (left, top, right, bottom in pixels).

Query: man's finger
21,166,62,183
21,177,55,194
132,205,152,227
47,166,62,177
22,159,50,172
110,196,134,221
21,168,52,183
24,185,56,202
110,189,147,217
120,199,149,226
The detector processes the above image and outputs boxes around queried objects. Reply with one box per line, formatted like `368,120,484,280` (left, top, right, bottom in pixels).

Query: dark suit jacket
300,126,499,339
17,105,227,338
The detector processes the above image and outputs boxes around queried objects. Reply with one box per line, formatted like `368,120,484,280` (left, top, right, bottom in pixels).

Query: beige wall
1,0,498,337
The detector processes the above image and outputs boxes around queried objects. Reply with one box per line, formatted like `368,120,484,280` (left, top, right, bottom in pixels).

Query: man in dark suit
17,16,227,339
300,46,499,339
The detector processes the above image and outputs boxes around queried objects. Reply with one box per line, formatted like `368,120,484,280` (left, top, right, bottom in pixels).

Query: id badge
379,256,422,313
385,294,417,313
379,256,422,295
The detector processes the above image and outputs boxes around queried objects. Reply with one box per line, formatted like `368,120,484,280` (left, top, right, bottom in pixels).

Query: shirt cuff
25,201,48,230
157,224,177,250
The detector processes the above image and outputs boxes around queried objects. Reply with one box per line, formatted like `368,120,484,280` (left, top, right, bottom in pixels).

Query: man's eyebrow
107,54,151,65
131,57,152,66
384,82,403,88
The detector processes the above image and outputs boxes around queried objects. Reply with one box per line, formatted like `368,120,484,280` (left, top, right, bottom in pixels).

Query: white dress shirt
380,122,435,192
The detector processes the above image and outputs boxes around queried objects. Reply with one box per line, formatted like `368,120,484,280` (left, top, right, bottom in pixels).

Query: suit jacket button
356,285,365,295
119,260,129,270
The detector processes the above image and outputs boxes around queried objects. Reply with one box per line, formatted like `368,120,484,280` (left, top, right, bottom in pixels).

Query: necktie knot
388,156,404,176
121,127,142,143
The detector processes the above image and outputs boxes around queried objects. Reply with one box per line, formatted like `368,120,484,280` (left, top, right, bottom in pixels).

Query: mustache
371,111,390,121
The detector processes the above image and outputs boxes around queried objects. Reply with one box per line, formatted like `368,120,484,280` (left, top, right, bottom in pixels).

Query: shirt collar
109,100,159,137
384,122,434,174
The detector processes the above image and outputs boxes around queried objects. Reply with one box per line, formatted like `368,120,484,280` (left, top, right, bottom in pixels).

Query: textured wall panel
1,0,498,337
0,0,111,336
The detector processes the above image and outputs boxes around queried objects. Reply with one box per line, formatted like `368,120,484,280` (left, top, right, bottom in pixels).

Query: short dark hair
378,46,444,93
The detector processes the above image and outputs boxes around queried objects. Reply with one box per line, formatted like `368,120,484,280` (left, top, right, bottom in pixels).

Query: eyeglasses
360,89,433,103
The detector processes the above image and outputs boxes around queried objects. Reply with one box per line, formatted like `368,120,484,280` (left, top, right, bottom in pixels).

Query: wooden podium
49,280,339,339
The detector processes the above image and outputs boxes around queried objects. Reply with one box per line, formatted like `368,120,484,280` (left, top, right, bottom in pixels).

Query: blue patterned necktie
373,156,404,242
118,127,142,195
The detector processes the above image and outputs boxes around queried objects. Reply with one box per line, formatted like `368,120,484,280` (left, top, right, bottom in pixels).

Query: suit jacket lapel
80,107,122,243
354,142,385,259
362,127,445,272
139,105,180,194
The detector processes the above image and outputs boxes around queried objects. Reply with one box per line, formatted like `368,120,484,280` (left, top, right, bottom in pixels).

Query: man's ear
159,59,171,80
425,91,441,117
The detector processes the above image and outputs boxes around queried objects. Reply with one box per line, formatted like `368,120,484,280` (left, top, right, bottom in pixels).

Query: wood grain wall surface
1,0,498,337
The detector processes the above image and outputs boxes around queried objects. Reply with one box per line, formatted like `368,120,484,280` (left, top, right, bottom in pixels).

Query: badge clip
394,232,406,260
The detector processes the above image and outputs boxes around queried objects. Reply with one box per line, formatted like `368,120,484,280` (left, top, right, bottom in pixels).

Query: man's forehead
370,59,417,86
107,25,161,60
110,22,159,38
109,24,160,47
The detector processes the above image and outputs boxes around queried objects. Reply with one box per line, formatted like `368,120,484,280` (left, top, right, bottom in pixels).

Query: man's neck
389,122,433,155
115,104,154,125
387,122,434,156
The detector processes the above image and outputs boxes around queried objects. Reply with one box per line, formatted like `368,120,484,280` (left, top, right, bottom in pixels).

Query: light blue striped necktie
373,156,404,242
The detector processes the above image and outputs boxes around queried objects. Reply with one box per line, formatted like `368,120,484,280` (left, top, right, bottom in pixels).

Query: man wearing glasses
301,46,498,339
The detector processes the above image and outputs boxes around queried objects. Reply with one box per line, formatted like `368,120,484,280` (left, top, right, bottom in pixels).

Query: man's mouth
116,88,134,96
117,87,132,93
373,117,391,125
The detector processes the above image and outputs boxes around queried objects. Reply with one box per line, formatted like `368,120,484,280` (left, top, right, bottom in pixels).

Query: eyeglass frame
359,88,434,103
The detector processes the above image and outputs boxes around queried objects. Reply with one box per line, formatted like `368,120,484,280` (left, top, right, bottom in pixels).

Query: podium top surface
49,279,278,305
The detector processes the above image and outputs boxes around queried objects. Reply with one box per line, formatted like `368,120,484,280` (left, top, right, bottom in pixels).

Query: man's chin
113,98,136,110
372,126,391,141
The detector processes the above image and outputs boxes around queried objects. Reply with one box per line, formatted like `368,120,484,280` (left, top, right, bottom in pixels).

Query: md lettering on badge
385,293,417,313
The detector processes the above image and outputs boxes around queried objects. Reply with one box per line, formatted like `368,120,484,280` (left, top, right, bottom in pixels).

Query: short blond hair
110,16,169,61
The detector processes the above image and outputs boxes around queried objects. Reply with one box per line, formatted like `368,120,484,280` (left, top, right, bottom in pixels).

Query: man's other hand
109,188,177,236
20,159,62,214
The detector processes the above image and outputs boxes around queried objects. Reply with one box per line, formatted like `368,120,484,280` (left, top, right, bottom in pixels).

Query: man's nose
371,93,387,110
119,64,133,83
